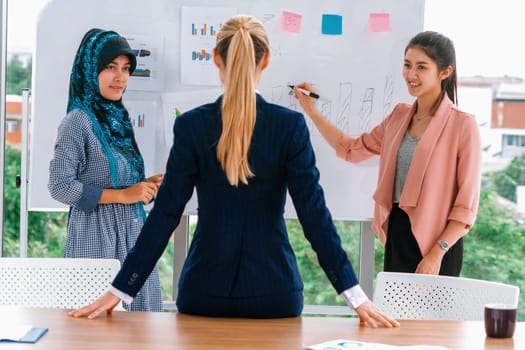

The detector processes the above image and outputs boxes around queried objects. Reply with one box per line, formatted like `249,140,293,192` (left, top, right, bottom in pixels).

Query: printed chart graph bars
191,23,217,36
191,49,211,61
131,114,145,127
190,21,220,61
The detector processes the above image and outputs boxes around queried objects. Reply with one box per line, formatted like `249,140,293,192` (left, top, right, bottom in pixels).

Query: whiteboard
30,0,424,220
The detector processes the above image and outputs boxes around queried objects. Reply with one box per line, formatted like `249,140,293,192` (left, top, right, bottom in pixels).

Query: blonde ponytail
215,16,269,186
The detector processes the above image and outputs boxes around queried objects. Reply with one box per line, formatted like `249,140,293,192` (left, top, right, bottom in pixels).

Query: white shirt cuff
109,285,134,304
340,284,369,309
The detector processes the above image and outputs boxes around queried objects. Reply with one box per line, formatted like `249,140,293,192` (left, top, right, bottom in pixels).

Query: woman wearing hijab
48,28,163,312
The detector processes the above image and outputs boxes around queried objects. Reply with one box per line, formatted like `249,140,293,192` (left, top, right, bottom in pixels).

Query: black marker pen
288,85,320,99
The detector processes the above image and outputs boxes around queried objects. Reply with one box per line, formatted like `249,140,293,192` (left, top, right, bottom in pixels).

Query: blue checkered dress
49,109,163,312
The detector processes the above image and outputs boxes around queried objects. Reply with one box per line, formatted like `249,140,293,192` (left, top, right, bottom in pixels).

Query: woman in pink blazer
294,31,481,276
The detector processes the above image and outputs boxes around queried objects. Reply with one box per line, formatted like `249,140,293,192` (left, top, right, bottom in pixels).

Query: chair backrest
0,258,124,310
373,272,519,320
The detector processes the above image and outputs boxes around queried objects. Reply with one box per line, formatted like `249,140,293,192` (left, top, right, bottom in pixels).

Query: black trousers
384,203,463,276
177,290,303,318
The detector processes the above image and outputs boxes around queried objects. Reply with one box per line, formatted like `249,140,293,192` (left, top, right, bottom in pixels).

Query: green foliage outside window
6,55,31,96
489,153,525,202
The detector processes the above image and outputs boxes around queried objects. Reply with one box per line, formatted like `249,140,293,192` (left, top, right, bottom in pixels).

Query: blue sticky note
322,14,342,35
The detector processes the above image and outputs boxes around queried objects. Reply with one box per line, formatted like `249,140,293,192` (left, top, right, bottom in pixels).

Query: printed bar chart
191,23,217,36
191,49,211,61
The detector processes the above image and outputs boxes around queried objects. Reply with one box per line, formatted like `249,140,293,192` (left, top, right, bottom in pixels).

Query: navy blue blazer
112,94,359,302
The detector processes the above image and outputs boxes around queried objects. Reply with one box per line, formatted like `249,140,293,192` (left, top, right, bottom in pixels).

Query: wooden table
1,306,523,349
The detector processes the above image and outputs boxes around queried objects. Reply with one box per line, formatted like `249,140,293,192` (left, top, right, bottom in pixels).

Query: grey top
393,130,420,203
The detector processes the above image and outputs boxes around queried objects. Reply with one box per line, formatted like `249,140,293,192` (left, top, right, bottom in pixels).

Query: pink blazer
336,96,481,255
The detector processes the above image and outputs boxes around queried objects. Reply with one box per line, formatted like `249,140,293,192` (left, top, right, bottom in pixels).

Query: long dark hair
405,31,457,105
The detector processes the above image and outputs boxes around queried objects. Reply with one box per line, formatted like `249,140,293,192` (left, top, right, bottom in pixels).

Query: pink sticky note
280,11,302,33
369,13,391,33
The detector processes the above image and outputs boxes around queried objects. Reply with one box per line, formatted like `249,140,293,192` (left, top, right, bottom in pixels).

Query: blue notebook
0,326,48,343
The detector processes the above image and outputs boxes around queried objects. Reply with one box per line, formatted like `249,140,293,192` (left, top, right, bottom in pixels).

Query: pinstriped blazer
112,94,359,300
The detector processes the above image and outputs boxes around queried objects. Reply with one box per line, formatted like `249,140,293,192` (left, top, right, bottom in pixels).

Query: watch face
439,240,449,250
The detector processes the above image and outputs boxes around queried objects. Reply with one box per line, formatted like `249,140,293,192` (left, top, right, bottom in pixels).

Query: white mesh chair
0,258,124,310
373,271,519,320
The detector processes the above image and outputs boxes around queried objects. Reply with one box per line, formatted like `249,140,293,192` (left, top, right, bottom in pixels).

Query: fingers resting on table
355,300,400,328
68,291,121,319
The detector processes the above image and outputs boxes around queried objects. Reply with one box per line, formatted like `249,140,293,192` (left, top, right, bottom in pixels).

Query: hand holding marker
288,85,320,99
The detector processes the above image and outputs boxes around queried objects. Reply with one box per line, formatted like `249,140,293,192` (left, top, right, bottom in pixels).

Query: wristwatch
437,240,450,252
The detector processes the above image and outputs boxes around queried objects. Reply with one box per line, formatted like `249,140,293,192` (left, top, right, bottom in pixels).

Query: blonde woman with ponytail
70,15,398,327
